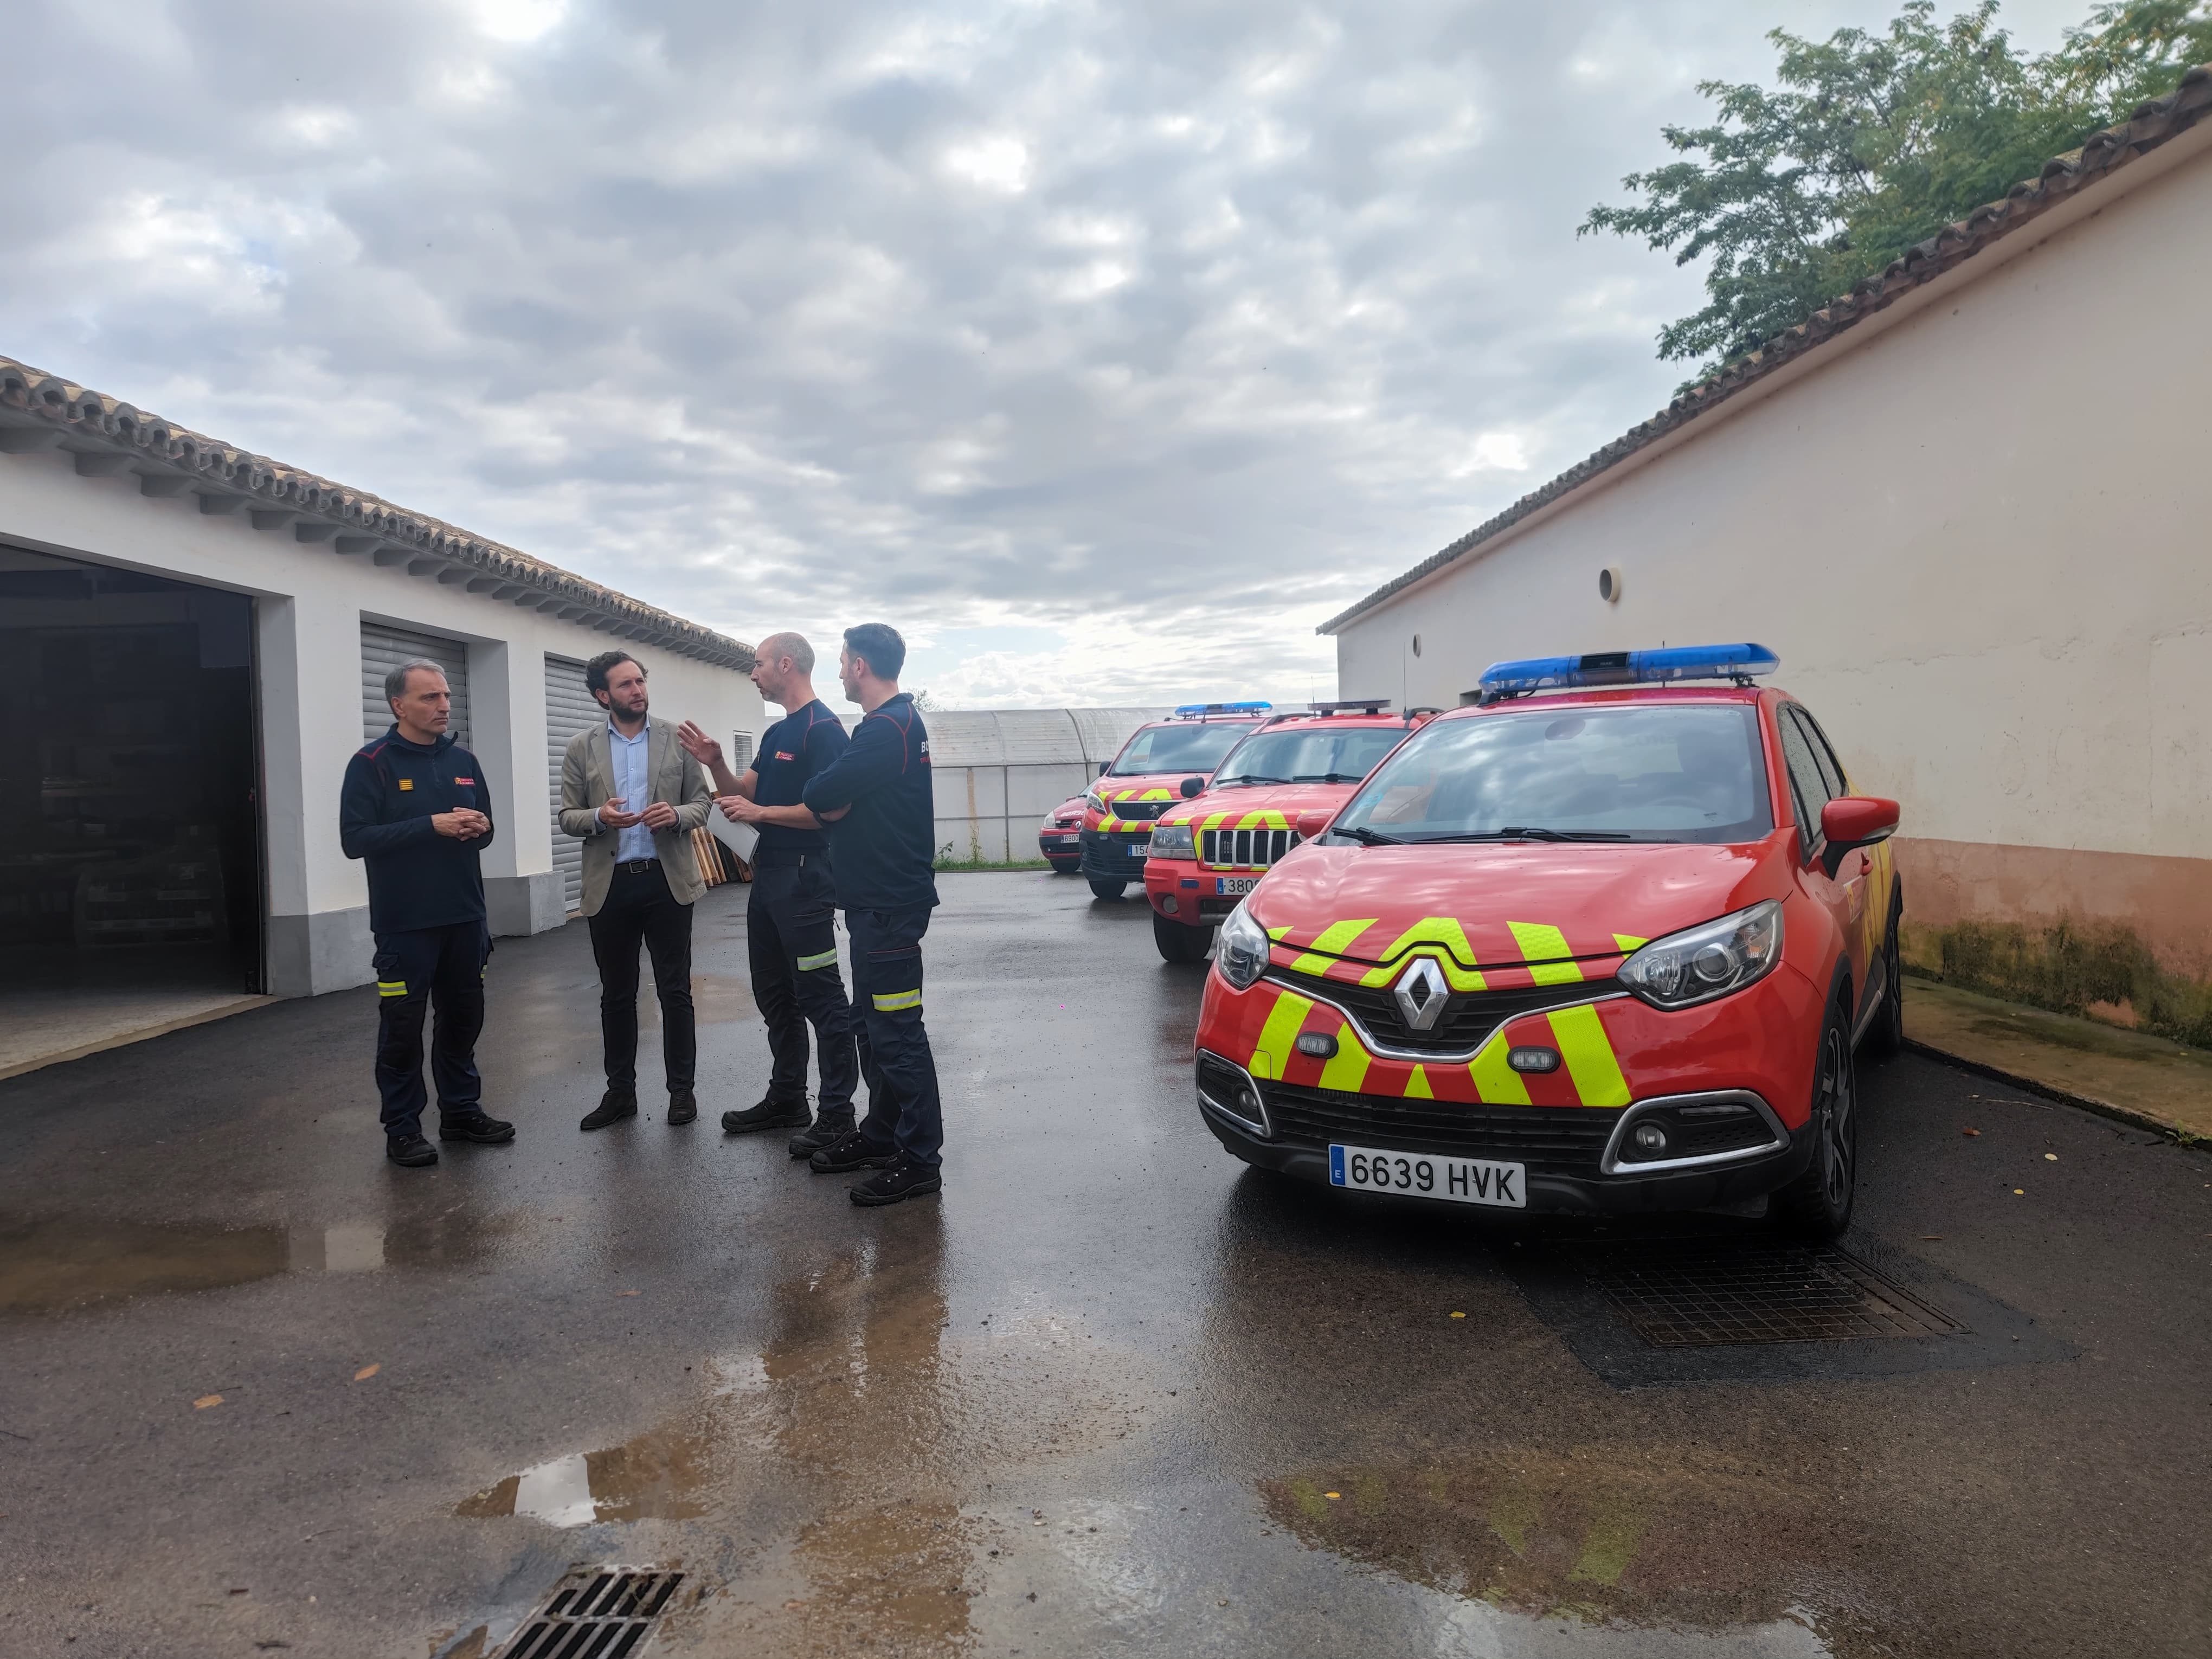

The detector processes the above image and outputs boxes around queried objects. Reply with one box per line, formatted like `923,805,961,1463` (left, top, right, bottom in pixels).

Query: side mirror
1180,776,1205,799
1818,796,1899,878
1295,809,1333,839
1098,762,1110,778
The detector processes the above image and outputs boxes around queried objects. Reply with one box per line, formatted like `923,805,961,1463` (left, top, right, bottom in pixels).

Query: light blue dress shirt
601,719,657,863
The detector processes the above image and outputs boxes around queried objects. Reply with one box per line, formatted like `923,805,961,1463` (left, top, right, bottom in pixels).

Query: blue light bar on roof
1478,644,1779,697
1172,700,1274,716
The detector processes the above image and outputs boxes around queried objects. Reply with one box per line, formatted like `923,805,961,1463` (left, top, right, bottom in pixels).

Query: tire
1770,993,1857,1241
1154,912,1212,964
1087,877,1127,901
1050,860,1082,876
1863,892,1906,1058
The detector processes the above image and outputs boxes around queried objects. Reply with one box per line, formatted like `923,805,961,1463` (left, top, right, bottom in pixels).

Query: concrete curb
1902,1037,2201,1146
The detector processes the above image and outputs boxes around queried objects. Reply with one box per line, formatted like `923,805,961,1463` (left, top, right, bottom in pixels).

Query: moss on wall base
1900,917,2212,1051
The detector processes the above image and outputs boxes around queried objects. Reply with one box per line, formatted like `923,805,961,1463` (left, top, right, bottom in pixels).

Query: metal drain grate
1574,1240,1963,1346
492,1567,684,1659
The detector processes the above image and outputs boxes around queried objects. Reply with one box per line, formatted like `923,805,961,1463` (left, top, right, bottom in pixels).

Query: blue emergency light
1477,644,1779,700
1172,700,1274,717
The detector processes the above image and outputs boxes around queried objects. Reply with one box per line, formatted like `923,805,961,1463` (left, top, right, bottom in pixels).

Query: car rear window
1109,721,1255,776
1331,704,1772,844
1212,725,1405,787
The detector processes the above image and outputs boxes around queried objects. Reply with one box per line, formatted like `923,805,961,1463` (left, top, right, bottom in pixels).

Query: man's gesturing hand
639,800,679,831
598,795,643,830
717,794,768,825
433,809,490,840
674,720,723,769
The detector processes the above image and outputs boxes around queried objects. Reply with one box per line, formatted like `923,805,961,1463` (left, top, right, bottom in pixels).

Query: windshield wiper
1290,773,1363,784
1417,827,1634,843
1332,825,1402,846
1217,774,1290,786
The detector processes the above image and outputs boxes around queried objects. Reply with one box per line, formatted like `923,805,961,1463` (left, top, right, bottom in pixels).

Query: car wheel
1050,860,1081,876
1088,877,1127,901
1863,895,1906,1058
1153,912,1212,964
1771,995,1857,1241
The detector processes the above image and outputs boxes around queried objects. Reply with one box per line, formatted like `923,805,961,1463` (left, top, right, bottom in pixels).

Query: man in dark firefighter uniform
339,657,513,1168
677,631,859,1156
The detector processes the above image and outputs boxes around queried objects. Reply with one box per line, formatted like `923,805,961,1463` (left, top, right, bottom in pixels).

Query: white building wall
0,448,761,994
1331,127,2212,975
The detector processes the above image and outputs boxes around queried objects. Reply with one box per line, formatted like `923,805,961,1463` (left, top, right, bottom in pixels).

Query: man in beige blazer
558,651,714,1130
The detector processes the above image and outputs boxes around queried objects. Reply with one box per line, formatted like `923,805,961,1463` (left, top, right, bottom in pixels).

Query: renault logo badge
1393,957,1450,1032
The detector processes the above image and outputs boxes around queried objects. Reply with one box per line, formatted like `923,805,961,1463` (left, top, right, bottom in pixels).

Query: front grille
1266,968,1621,1055
1201,827,1300,868
1262,1079,1620,1175
1197,896,1240,918
1109,800,1170,822
1081,833,1150,875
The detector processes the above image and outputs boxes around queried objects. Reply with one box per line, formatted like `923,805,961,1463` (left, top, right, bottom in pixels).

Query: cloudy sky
3,0,2087,708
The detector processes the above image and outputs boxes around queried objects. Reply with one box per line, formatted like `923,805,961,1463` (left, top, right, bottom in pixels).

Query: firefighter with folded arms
339,657,512,1168
724,622,943,1205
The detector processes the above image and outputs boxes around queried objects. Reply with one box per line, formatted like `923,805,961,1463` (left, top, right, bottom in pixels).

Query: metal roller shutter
544,654,600,916
362,623,471,748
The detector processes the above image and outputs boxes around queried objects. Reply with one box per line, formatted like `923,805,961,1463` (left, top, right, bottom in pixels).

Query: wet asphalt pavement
3,871,2210,1658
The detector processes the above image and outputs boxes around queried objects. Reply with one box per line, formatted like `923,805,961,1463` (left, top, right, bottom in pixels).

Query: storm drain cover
491,1567,684,1658
1573,1240,1963,1346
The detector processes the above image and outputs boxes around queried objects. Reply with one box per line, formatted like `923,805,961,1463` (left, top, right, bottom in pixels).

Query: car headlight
1618,900,1784,1009
1148,823,1195,860
1216,901,1270,991
1084,791,1107,815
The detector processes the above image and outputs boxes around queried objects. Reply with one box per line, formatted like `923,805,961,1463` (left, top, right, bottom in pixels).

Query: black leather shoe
667,1090,698,1126
723,1098,811,1135
808,1129,899,1174
386,1134,439,1168
438,1113,515,1144
849,1161,942,1206
580,1090,638,1131
788,1117,854,1158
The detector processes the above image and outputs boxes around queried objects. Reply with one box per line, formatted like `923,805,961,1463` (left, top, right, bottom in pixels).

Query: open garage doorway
0,545,267,1078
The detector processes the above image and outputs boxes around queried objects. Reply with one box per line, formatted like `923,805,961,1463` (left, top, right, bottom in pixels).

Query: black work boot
580,1089,638,1131
438,1113,515,1144
386,1134,439,1168
788,1116,854,1158
667,1089,698,1126
723,1097,811,1135
808,1128,899,1174
849,1161,943,1206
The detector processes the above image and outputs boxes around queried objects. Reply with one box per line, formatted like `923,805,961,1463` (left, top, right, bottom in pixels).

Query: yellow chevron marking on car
1547,1005,1630,1107
1467,1034,1531,1105
1357,918,1487,991
1316,1025,1369,1092
1403,1064,1434,1100
1613,934,1648,953
1248,988,1314,1081
1508,921,1584,986
1289,918,1377,973
1266,925,1293,942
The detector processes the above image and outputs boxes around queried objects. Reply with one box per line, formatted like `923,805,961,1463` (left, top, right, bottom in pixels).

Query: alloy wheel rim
1821,1026,1854,1207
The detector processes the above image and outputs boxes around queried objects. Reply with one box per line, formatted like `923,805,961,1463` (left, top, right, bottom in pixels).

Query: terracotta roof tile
1319,64,2212,636
0,355,754,668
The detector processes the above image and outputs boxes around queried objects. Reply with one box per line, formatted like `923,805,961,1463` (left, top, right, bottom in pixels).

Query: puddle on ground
1259,1447,1881,1652
1,1207,521,1312
456,1427,712,1526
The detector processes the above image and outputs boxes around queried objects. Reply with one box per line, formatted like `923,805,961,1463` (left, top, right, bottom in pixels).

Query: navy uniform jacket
339,727,497,934
801,693,938,912
751,699,848,858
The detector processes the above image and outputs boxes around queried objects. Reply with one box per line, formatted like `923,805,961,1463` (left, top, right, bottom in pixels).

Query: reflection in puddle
456,1424,712,1526
2,1207,521,1312
1261,1449,1861,1651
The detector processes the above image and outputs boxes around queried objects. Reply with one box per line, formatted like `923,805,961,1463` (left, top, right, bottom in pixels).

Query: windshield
1213,724,1406,786
1108,721,1256,776
1330,704,1771,844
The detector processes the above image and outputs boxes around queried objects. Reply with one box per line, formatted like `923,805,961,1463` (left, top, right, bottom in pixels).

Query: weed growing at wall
1904,917,2212,1050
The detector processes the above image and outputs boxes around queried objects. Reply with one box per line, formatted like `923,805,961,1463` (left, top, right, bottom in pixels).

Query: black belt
752,847,825,869
615,858,660,876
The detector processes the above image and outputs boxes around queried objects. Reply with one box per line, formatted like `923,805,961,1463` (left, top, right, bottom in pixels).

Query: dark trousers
373,921,490,1139
587,860,696,1096
749,855,859,1124
848,905,943,1169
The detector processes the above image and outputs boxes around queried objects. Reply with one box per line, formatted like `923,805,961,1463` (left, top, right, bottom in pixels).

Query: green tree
1581,2,2212,376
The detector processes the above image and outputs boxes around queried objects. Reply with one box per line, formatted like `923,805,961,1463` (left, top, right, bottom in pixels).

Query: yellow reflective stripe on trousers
872,988,922,1012
1507,921,1583,985
377,981,409,998
1547,1004,1630,1106
1248,989,1313,1082
797,949,839,972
